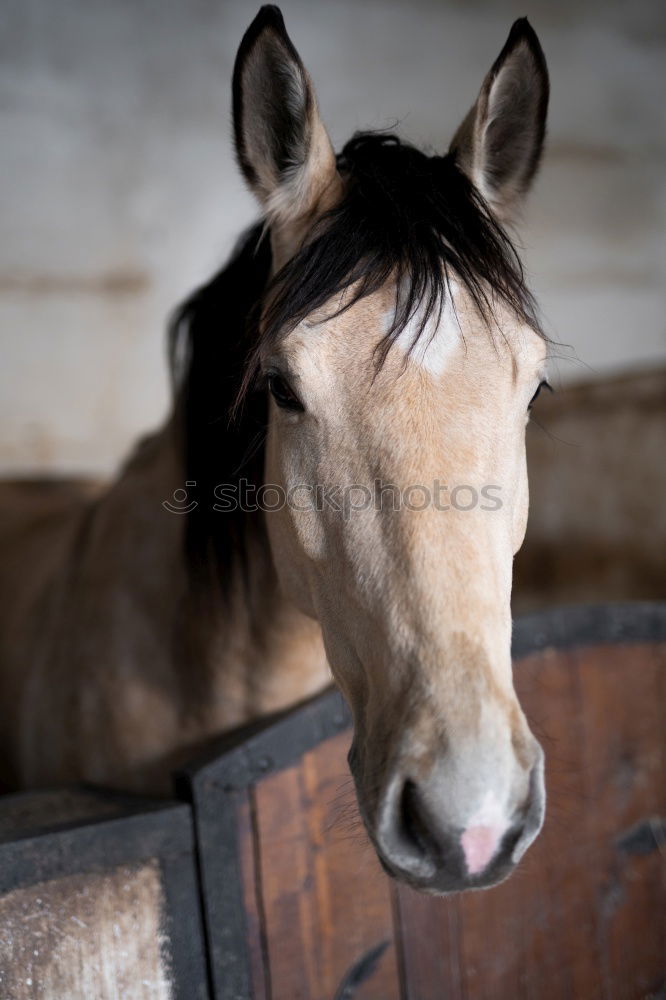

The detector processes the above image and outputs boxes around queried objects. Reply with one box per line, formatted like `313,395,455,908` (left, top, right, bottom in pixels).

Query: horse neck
99,417,329,741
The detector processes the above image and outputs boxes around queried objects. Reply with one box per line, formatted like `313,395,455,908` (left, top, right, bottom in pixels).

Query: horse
0,6,551,894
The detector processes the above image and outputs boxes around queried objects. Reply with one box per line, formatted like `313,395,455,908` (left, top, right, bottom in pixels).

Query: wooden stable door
181,604,666,1000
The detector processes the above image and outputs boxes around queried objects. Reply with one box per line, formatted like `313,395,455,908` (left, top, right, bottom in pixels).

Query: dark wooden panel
237,793,269,1000
396,647,604,1000
573,642,665,1000
511,602,666,659
179,689,352,1000
394,883,463,1000
181,604,666,1000
396,643,665,1000
252,730,399,1000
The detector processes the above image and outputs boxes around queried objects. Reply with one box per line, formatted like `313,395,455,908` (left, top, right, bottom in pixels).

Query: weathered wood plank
253,730,399,1000
394,884,463,1000
181,606,666,999
574,642,665,1000
0,791,209,1000
395,648,604,999
0,862,171,1000
237,793,269,1000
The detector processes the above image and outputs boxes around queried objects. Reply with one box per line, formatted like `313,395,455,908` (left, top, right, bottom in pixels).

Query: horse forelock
169,130,545,593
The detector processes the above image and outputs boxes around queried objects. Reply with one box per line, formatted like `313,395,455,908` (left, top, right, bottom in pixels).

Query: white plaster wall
1,0,664,473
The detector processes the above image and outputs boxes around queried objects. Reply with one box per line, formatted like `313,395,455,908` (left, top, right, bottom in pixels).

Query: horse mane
169,131,544,595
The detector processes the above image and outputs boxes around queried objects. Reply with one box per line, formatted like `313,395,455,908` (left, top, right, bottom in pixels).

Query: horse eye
528,380,552,410
267,371,304,411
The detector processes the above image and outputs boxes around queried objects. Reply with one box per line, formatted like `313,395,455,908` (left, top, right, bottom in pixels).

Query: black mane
169,131,543,593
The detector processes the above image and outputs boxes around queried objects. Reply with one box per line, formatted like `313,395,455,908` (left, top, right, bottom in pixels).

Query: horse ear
233,6,339,230
449,19,549,222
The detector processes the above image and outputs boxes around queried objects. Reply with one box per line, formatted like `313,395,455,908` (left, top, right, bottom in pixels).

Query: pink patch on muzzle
460,824,502,875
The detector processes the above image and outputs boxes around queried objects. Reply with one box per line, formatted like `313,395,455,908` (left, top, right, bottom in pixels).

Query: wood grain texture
251,729,400,1000
237,793,269,1000
395,642,665,1000
179,621,665,999
573,642,665,1000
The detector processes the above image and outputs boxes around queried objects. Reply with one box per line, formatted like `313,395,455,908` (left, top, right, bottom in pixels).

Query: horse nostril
399,778,435,858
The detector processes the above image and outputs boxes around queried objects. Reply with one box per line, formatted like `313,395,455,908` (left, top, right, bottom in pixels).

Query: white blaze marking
384,282,461,377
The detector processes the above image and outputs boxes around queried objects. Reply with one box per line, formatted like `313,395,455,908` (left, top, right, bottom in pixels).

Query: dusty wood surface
0,861,172,1000
230,641,665,999
0,791,208,1000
